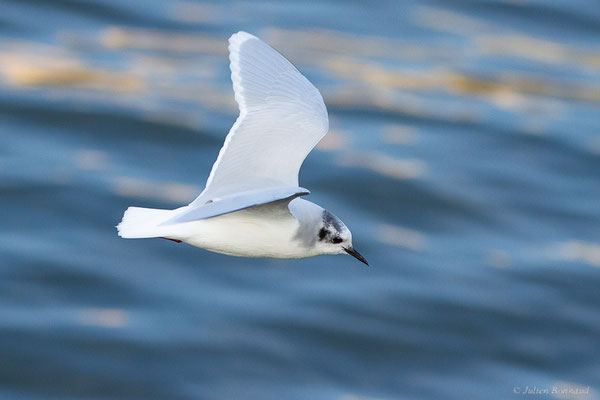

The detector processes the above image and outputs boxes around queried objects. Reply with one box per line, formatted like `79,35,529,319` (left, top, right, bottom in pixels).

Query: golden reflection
0,43,143,91
263,27,457,62
101,27,226,54
338,152,426,180
2,21,595,129
479,35,600,70
416,6,600,71
326,59,600,104
113,176,200,204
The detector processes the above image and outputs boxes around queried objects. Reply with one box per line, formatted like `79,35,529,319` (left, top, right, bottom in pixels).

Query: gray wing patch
160,186,309,225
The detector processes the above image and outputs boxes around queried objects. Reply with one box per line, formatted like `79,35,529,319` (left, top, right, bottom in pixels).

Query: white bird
117,31,368,265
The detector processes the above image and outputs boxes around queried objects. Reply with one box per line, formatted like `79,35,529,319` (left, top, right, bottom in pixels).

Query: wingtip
298,187,311,196
229,31,258,46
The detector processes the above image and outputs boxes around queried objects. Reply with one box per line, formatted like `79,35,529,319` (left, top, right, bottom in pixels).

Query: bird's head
314,210,368,266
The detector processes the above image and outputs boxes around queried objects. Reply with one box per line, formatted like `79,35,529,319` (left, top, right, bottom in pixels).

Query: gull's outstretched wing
190,31,329,206
162,186,309,225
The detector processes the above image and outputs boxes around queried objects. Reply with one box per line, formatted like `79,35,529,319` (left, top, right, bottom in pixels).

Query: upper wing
161,186,309,225
190,31,329,206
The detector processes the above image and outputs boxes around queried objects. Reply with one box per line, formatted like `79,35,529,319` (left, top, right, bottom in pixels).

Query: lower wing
160,186,309,225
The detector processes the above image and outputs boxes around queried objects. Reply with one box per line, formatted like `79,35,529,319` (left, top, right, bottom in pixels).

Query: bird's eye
331,237,343,244
319,228,328,240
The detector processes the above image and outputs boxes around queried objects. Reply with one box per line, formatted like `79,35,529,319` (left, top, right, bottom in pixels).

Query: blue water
1,1,599,399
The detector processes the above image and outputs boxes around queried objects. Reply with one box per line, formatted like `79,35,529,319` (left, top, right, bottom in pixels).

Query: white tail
116,207,175,239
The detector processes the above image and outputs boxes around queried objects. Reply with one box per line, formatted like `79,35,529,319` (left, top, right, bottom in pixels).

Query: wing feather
190,32,328,206
162,186,309,225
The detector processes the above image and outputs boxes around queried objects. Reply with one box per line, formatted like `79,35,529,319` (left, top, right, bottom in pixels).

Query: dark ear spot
319,228,328,240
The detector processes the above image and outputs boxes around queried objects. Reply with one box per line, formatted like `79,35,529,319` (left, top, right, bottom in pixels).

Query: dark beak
344,247,369,266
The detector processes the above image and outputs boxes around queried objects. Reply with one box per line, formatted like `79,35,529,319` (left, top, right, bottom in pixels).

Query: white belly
167,206,311,259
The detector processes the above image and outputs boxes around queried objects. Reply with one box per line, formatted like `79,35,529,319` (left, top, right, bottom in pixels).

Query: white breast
170,200,317,259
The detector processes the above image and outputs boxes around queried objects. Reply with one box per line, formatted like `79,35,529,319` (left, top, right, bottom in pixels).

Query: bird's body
183,201,304,259
117,31,367,265
120,198,346,259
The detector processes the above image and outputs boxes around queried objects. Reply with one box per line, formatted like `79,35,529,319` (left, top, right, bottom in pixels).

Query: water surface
1,1,599,399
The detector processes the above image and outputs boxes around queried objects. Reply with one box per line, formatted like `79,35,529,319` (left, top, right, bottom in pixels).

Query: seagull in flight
117,31,368,265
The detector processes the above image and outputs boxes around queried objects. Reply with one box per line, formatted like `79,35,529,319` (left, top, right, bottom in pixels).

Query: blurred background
1,0,599,399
